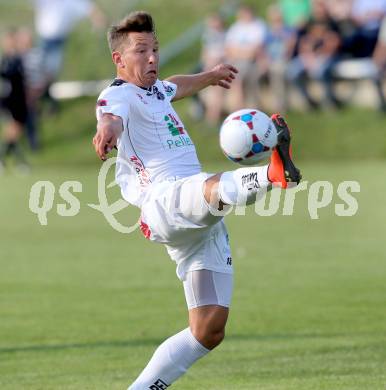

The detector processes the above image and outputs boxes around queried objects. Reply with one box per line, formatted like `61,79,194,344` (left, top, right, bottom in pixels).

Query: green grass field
1,160,386,389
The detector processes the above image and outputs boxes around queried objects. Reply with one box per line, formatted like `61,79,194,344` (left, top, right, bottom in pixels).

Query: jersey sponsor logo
164,113,185,136
129,156,151,188
162,113,194,150
166,135,193,149
149,378,170,389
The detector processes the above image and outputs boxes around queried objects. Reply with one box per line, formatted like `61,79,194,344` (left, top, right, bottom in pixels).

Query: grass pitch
1,161,385,390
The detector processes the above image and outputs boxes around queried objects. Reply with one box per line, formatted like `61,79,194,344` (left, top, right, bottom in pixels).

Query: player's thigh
184,269,233,332
141,174,229,244
179,173,229,227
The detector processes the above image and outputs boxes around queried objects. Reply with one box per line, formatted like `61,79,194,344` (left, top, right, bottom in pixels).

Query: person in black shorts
0,28,29,172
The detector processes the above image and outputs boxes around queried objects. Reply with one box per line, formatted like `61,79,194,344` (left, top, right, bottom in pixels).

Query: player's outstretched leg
204,113,301,209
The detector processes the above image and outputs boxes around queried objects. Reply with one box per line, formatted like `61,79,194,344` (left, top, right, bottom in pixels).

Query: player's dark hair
107,11,155,52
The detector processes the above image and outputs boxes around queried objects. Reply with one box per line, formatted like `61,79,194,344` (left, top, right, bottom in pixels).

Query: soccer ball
219,109,277,165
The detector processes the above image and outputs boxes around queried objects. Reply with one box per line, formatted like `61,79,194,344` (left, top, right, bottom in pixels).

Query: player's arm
166,63,238,102
93,113,123,161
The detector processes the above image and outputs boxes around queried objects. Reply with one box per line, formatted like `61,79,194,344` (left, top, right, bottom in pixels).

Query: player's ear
112,51,124,68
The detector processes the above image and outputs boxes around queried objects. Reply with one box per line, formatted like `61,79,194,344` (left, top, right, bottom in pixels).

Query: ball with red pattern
219,108,277,165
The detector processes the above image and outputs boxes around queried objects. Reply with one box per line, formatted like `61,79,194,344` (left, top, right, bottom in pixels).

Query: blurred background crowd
1,0,386,172
197,0,386,125
0,0,105,172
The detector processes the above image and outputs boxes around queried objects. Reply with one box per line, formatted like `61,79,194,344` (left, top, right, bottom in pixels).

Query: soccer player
93,12,301,390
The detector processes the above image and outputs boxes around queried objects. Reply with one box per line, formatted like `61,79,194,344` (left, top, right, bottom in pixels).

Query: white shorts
140,173,233,281
183,269,233,309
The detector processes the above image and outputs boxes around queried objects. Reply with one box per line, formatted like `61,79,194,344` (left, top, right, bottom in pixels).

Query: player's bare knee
211,328,225,348
191,325,225,350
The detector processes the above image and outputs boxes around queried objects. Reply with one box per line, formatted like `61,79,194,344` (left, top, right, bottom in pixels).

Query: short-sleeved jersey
96,79,202,208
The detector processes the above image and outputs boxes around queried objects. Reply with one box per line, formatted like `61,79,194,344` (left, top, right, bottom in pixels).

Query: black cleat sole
271,114,302,184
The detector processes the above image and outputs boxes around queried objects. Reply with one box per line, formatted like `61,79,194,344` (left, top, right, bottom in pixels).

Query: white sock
128,328,209,389
218,165,271,206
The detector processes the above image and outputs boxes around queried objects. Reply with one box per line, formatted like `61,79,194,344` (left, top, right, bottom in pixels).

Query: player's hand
93,113,123,161
210,63,238,89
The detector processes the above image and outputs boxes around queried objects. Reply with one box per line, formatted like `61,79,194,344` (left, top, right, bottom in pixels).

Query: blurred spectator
0,29,29,172
279,0,312,28
200,14,227,125
327,0,386,112
261,5,296,112
225,4,267,110
32,0,106,109
350,0,386,57
17,28,45,151
325,0,356,57
373,17,386,111
287,0,342,109
374,17,386,71
326,0,353,19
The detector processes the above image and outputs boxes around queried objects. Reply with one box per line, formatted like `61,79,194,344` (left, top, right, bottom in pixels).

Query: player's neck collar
110,78,127,87
138,82,157,92
111,78,157,91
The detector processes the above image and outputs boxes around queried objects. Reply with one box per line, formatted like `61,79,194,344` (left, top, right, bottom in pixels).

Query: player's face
116,32,159,88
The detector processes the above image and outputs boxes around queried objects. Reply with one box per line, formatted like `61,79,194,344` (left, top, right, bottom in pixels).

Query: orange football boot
268,114,301,189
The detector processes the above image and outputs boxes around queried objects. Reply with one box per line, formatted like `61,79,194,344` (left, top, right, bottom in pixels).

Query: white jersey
96,79,202,208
